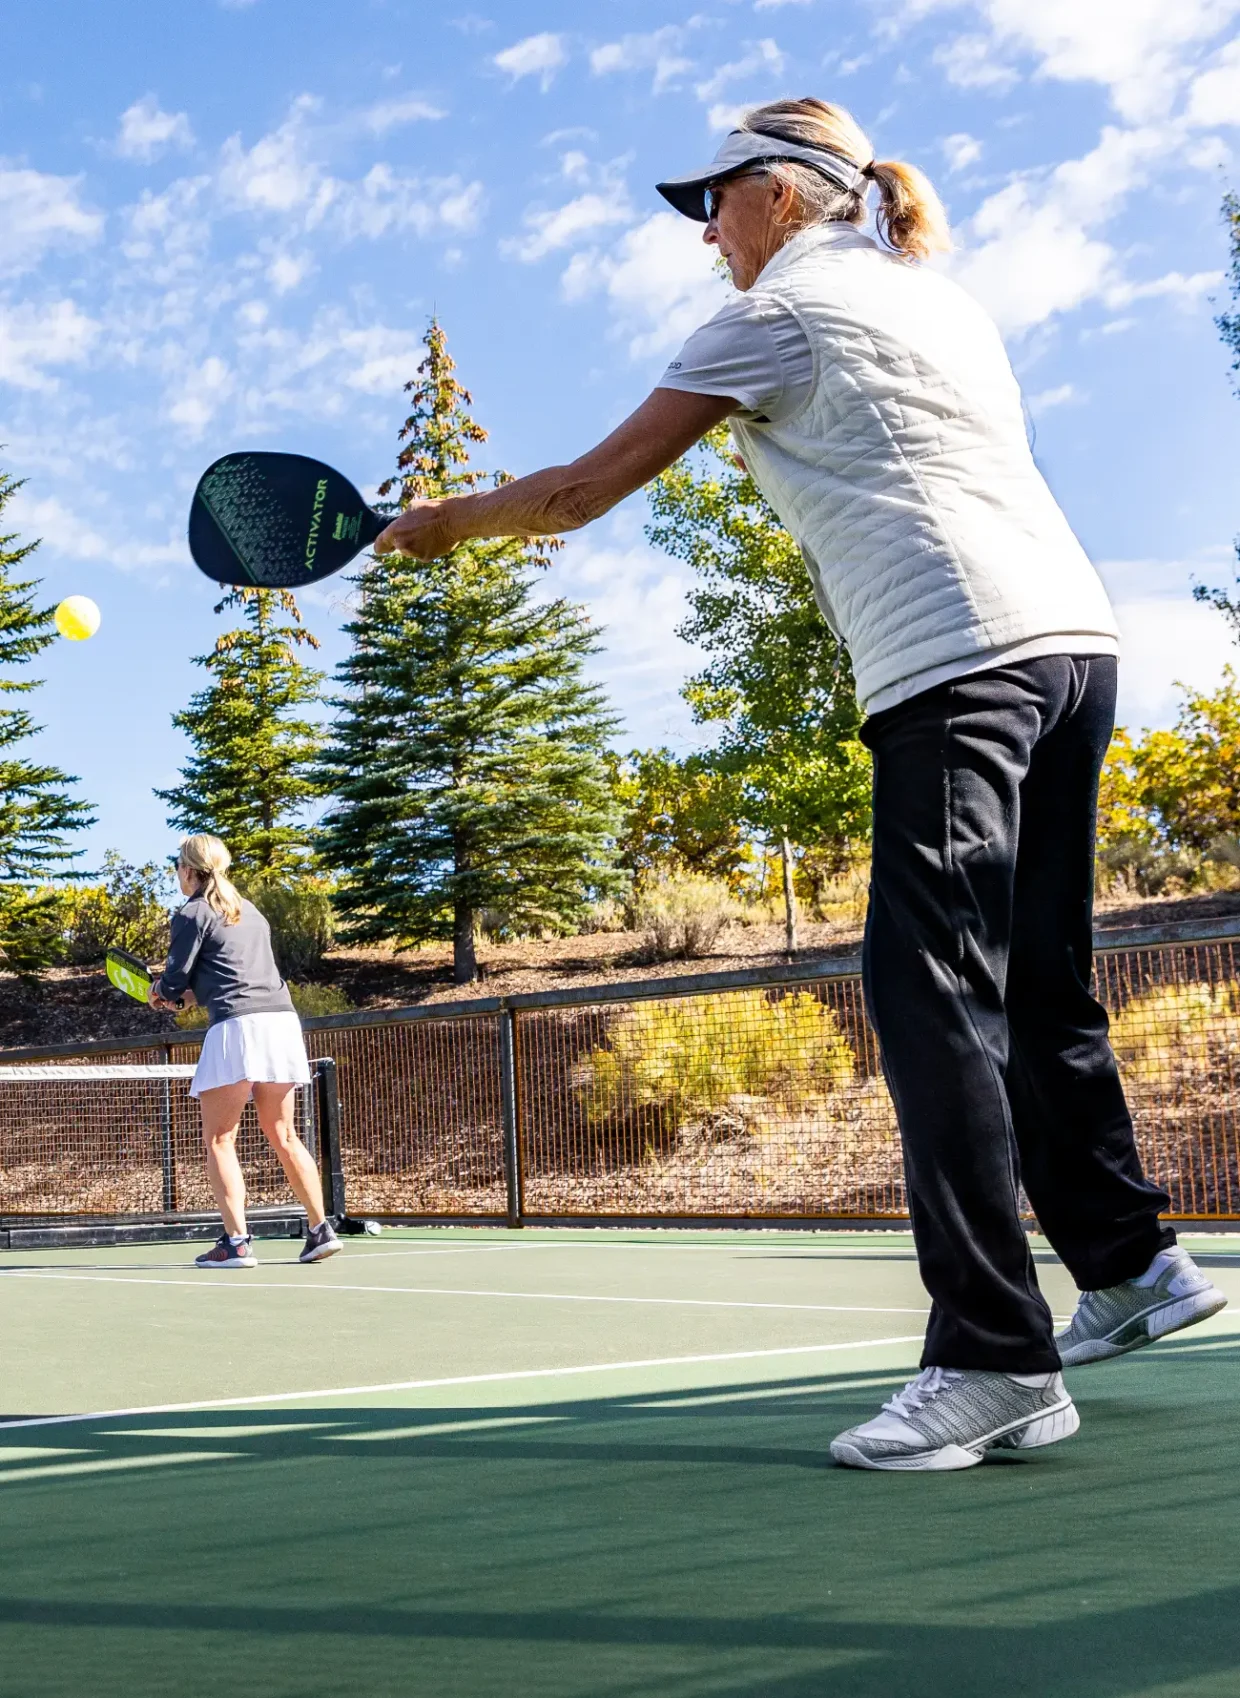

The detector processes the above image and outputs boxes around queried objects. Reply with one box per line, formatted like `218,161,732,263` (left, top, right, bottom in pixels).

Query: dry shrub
576,989,856,1132
631,874,737,963
1109,981,1240,1088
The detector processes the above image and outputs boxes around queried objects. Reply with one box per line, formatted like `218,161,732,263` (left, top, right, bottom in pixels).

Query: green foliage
53,852,173,965
647,427,871,864
156,587,324,876
241,876,335,979
577,990,856,1132
0,467,94,972
630,872,738,962
1133,671,1240,854
607,746,749,891
317,320,624,983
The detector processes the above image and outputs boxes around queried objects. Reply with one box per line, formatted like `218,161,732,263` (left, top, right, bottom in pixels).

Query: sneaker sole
830,1397,1080,1472
1058,1285,1228,1367
299,1241,342,1263
195,1259,257,1270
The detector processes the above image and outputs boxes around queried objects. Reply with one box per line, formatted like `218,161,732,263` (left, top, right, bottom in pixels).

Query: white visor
656,129,866,222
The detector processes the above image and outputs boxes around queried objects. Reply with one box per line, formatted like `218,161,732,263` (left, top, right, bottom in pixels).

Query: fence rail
2,917,1239,1233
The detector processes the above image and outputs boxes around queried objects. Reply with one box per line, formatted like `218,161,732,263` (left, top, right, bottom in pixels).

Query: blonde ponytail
178,833,243,926
739,97,952,261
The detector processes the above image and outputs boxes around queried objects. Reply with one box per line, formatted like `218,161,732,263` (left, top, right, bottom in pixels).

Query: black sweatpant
861,654,1172,1373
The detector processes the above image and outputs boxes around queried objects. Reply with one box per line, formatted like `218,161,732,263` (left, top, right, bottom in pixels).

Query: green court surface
2,1227,1239,1698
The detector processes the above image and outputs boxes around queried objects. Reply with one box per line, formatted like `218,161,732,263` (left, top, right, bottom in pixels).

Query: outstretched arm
374,388,735,560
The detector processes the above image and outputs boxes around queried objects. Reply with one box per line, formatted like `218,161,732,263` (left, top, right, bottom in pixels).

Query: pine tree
156,587,324,877
317,320,623,983
1194,193,1240,640
0,468,94,970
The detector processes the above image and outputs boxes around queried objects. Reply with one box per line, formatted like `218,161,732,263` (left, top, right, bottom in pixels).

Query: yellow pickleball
54,596,101,641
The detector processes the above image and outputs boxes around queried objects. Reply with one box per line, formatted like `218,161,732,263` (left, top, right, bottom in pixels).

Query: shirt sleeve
656,294,813,422
158,906,207,1001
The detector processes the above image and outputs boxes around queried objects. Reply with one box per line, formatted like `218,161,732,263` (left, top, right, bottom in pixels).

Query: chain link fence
1,918,1237,1233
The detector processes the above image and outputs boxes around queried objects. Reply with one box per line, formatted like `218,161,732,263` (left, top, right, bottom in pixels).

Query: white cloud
493,33,568,91
695,39,784,102
1106,269,1223,307
331,165,484,240
552,534,708,749
590,26,699,92
267,251,310,293
933,34,1019,92
504,192,634,263
362,96,447,132
942,132,983,172
0,165,103,277
1103,579,1239,729
0,299,99,390
754,0,811,9
706,103,753,134
948,123,1172,333
217,98,327,215
114,96,194,162
561,210,726,360
1186,38,1240,124
167,354,233,436
912,0,1240,122
1027,382,1081,412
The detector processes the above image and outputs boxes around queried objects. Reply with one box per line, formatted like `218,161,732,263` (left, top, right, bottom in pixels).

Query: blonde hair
178,833,243,926
738,97,951,261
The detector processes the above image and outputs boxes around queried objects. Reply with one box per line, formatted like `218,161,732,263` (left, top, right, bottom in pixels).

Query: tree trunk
453,899,478,984
780,834,798,957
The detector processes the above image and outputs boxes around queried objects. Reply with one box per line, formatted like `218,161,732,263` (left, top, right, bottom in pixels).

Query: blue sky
3,0,1240,869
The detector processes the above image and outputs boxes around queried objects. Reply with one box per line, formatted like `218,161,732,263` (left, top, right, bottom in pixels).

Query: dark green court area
1,1227,1237,1696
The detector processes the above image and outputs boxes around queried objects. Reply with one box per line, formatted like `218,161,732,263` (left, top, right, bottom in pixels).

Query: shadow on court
3,1345,1239,1698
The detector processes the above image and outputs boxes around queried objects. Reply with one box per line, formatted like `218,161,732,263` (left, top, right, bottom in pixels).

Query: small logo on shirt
666,361,682,369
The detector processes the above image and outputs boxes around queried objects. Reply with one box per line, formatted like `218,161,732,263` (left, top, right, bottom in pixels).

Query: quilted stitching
730,229,1119,714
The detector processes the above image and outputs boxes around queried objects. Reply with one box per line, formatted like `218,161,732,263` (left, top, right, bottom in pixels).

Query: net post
314,1057,347,1221
160,1043,177,1214
499,1008,524,1228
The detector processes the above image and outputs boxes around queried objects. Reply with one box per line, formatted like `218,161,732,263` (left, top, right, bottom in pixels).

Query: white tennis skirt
190,1010,311,1097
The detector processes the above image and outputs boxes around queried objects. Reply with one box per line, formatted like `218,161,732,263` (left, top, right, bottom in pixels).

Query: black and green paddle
189,452,387,589
104,947,156,1003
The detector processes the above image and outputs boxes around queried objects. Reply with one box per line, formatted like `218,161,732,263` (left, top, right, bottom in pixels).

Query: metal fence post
314,1057,347,1220
499,1008,524,1228
160,1043,177,1214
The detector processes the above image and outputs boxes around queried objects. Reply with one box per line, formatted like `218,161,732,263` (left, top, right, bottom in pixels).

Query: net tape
0,1066,200,1081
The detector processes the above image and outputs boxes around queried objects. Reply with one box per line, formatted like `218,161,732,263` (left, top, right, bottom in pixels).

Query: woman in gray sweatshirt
152,832,340,1268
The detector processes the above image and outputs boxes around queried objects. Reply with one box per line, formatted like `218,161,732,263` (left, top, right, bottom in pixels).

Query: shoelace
881,1366,963,1420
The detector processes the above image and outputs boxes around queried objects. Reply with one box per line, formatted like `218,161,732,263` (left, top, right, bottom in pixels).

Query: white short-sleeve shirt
657,294,814,422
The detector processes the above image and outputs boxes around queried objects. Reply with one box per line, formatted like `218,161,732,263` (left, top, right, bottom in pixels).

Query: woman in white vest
376,97,1225,1470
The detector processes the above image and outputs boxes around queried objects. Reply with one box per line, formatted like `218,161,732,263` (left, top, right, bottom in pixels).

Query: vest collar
752,221,878,288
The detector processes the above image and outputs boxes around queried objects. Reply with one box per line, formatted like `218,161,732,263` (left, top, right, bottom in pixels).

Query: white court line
1,1268,929,1317
0,1334,924,1433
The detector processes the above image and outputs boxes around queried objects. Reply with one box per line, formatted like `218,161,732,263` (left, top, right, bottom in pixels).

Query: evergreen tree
0,468,94,970
156,587,324,876
647,427,871,949
317,321,623,983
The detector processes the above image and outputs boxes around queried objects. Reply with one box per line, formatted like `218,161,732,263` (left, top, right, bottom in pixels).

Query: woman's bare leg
198,1081,253,1238
253,1082,326,1229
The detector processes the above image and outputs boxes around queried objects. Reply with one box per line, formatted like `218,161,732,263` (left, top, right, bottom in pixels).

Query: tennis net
0,1063,324,1224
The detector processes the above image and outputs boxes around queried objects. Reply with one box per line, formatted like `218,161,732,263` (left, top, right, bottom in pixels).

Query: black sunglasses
705,171,762,222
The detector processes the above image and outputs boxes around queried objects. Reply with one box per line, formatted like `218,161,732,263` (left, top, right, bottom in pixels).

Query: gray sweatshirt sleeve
158,905,209,1001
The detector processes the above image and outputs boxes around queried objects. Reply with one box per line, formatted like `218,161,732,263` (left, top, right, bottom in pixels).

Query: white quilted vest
729,224,1119,715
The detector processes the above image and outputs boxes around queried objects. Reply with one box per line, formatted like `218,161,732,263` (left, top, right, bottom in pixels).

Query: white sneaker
1056,1245,1227,1367
830,1366,1080,1472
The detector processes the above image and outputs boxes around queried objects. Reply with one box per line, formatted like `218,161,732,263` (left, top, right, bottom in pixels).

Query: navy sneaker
299,1220,342,1264
195,1233,257,1269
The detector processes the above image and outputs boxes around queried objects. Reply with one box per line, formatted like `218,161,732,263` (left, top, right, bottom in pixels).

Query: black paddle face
189,452,387,588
